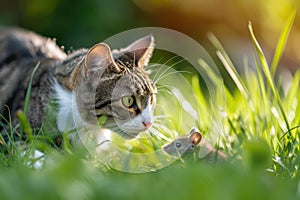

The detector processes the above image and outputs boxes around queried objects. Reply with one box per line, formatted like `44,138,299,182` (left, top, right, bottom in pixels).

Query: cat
0,27,156,145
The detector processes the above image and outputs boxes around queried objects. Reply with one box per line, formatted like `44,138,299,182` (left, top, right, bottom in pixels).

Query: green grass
0,12,300,200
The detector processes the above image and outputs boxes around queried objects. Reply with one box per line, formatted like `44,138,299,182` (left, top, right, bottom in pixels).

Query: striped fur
0,27,156,141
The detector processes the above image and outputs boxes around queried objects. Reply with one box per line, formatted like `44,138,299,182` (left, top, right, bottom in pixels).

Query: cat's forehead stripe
135,72,149,92
131,71,154,94
132,73,143,88
137,70,154,92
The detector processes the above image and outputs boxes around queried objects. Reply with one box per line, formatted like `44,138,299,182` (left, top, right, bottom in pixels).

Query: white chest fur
53,81,113,147
53,81,85,133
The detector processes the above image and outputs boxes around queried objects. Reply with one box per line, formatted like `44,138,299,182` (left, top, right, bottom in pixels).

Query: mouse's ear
189,131,202,147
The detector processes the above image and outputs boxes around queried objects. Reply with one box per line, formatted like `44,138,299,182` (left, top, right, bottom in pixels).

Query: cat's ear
116,35,155,67
85,43,121,76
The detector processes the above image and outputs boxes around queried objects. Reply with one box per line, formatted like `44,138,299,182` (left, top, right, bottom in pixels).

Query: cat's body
0,27,156,143
0,27,67,130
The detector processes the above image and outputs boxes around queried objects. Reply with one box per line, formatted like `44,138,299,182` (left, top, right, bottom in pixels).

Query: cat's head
78,35,156,139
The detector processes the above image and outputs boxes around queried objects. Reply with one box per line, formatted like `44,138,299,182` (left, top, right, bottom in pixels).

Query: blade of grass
285,70,300,108
248,22,291,134
24,62,40,115
191,75,207,109
197,58,230,113
271,10,296,75
18,62,40,139
198,58,225,88
0,113,10,128
279,125,300,143
16,110,33,142
253,53,268,108
216,51,249,99
248,22,275,93
208,33,249,100
293,90,300,125
191,74,209,125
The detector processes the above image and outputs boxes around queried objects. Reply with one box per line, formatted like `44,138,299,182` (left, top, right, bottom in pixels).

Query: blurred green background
1,1,300,199
1,0,300,72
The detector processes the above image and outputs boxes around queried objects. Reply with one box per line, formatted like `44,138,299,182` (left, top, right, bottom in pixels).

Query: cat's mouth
100,113,153,139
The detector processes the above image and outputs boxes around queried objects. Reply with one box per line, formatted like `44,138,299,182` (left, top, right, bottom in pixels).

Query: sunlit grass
0,12,299,199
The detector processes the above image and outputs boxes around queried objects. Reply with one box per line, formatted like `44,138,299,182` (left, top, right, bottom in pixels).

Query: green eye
122,96,134,108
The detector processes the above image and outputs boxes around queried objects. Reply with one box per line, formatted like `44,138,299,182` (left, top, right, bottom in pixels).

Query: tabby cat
0,27,156,143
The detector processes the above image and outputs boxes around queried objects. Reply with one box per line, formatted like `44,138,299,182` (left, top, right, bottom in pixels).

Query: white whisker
147,62,163,69
153,115,169,119
154,70,192,84
151,123,176,138
153,66,172,84
156,83,178,91
153,58,185,84
148,126,171,141
151,55,179,82
145,57,164,69
156,88,173,94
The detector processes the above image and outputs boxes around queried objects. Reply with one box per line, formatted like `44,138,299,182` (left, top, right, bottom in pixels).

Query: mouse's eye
175,142,182,148
122,96,135,108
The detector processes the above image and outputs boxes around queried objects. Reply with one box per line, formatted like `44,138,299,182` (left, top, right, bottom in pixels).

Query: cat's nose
142,121,152,128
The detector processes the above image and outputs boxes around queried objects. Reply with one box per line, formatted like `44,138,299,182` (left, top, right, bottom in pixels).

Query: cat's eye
122,96,135,108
